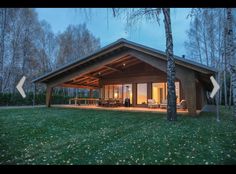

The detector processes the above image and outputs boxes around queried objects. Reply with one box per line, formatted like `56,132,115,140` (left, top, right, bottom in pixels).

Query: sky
36,8,192,57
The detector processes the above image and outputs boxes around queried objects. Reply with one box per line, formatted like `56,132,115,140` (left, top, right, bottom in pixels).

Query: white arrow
210,76,220,98
16,76,26,98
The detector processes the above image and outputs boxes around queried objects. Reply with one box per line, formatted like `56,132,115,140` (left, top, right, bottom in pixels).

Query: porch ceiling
59,55,142,89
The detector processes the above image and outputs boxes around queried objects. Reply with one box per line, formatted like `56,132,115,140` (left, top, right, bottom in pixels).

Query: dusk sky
36,8,192,57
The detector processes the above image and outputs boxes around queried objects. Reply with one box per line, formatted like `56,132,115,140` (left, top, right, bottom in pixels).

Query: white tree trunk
162,8,177,121
226,8,236,117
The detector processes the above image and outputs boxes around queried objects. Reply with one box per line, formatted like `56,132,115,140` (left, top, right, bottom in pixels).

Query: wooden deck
52,104,191,114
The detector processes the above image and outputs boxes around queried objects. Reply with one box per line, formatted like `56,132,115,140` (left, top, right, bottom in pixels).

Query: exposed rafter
104,65,122,72
60,83,98,89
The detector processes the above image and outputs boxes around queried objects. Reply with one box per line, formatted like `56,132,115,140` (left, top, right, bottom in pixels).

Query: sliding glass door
152,82,180,104
137,83,147,105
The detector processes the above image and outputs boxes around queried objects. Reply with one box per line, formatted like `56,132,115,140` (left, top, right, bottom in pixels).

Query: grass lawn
0,107,236,165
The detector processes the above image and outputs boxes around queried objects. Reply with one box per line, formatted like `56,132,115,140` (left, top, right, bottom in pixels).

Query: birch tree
226,8,236,118
112,8,177,121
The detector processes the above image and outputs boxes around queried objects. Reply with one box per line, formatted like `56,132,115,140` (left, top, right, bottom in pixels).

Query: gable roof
33,38,217,83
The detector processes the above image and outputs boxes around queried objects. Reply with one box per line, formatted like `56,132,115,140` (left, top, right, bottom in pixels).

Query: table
69,98,99,105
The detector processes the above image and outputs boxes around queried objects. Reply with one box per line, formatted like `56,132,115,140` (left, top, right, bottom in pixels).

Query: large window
152,83,166,104
137,83,147,105
104,84,122,99
152,82,180,104
114,85,122,99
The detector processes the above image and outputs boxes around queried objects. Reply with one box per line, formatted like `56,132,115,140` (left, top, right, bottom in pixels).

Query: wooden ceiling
60,55,142,89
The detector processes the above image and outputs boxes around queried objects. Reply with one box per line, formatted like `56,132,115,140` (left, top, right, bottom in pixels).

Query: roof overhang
33,39,217,87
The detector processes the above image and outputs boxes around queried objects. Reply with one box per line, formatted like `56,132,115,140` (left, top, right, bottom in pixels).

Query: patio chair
108,98,116,107
177,100,187,110
160,99,167,109
101,99,109,107
115,98,123,107
147,99,159,108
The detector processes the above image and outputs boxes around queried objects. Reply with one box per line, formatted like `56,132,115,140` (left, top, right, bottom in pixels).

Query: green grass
0,107,236,165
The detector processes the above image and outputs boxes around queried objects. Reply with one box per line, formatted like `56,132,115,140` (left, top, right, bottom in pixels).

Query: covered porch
51,104,191,114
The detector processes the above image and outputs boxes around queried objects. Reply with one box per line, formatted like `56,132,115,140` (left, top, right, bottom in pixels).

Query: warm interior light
114,92,118,98
123,63,126,67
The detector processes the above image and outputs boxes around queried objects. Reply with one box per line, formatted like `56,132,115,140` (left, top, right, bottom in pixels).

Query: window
113,85,122,99
137,83,147,104
152,82,180,104
105,85,109,99
152,83,165,103
104,84,122,99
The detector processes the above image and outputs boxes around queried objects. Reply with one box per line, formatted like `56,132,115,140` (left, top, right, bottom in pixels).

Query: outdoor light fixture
123,63,126,67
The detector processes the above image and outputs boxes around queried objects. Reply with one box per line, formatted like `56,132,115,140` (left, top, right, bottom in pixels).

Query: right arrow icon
210,76,220,98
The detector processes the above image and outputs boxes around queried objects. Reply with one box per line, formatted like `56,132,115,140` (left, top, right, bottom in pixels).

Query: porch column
180,71,197,116
147,82,152,100
46,86,53,107
89,89,93,98
99,88,102,98
132,83,137,106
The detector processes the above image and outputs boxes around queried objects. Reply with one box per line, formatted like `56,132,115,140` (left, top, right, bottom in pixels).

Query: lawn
0,107,236,165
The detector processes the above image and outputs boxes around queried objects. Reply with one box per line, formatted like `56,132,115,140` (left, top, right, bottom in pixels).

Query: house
33,38,217,116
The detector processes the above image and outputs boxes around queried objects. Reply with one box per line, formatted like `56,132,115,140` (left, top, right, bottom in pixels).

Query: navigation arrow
16,76,26,98
210,76,220,98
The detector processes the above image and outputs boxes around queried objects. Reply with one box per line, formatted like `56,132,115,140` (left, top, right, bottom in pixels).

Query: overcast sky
36,8,192,57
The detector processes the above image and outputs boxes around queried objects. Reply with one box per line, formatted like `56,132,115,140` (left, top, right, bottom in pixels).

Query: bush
0,92,74,106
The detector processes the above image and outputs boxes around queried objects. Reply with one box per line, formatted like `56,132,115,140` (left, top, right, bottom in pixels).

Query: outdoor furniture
147,99,159,108
177,100,187,110
69,98,99,105
99,98,123,107
160,99,187,110
125,98,130,107
108,98,117,107
160,99,167,109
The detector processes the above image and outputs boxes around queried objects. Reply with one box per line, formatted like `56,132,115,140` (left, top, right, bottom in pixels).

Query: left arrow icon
16,76,26,98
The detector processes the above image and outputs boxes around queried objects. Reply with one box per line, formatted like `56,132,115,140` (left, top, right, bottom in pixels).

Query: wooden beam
104,65,122,72
132,83,137,106
60,83,98,89
84,75,100,80
47,51,130,88
147,82,152,100
73,76,90,84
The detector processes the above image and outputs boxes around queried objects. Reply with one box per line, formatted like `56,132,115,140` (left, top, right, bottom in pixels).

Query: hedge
0,92,77,106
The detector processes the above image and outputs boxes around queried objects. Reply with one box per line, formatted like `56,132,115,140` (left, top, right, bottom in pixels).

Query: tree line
185,8,236,109
0,8,100,96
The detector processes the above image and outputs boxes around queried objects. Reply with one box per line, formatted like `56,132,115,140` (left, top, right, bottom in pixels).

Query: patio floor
52,104,191,114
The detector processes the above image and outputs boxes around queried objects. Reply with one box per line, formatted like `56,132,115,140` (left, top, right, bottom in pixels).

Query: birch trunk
226,8,236,117
162,8,177,121
0,9,7,93
229,75,232,109
224,70,228,107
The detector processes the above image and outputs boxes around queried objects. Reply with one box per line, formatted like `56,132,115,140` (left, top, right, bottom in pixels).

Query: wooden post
46,86,53,107
132,83,137,106
33,83,36,106
181,72,197,116
147,82,152,100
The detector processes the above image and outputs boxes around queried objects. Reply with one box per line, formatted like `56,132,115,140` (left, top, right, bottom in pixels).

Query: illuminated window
137,83,147,104
152,83,165,104
152,82,180,103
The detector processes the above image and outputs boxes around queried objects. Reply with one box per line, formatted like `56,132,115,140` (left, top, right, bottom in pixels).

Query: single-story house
33,38,217,116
